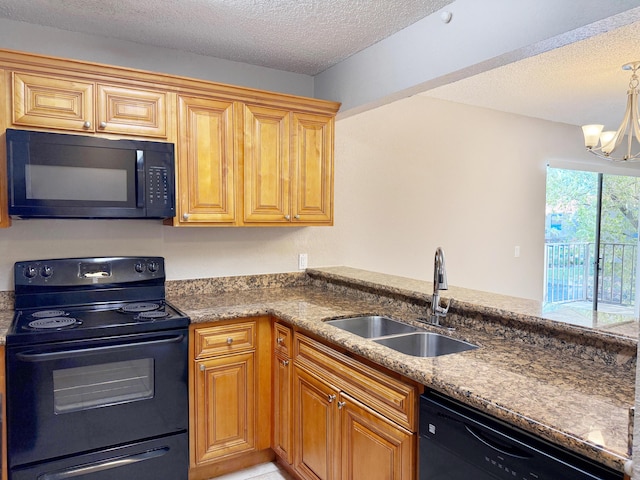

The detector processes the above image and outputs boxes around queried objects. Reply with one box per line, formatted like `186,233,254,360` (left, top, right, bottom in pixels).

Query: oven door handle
16,334,185,362
38,446,170,480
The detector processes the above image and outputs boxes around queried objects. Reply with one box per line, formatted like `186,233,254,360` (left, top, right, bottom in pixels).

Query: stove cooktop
7,300,189,346
8,257,191,347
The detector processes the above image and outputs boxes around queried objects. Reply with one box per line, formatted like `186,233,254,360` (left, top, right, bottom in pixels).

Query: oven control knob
147,261,160,273
24,265,37,279
41,265,53,278
134,262,145,273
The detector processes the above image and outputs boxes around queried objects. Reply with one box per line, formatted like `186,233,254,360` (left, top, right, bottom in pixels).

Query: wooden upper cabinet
243,104,291,223
13,72,94,132
12,72,167,137
1,50,340,228
292,112,334,225
243,106,335,226
96,84,166,137
172,95,236,225
0,70,10,229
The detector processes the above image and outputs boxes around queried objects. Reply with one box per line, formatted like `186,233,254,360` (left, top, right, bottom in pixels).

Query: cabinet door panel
243,104,290,223
97,84,167,137
177,95,236,223
12,72,94,132
193,352,255,464
293,366,339,480
0,70,9,228
272,353,292,463
291,112,333,224
340,393,415,480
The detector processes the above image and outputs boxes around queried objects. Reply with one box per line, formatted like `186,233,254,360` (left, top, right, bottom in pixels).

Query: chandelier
582,61,640,162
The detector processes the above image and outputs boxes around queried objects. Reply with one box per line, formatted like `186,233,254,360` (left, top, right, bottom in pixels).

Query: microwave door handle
136,150,145,208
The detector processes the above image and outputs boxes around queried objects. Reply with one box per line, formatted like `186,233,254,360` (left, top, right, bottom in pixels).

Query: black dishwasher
420,391,623,480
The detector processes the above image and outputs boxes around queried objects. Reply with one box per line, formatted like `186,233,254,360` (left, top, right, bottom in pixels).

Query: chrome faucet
430,247,451,325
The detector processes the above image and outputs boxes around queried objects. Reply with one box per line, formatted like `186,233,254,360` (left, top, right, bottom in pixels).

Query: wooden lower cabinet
293,366,340,480
189,317,272,480
194,351,256,462
287,332,417,480
188,320,417,480
272,322,293,463
339,393,414,480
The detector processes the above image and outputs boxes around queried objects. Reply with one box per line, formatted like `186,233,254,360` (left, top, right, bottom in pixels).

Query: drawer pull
277,337,285,345
282,359,289,366
199,364,206,371
338,401,346,409
327,394,336,403
226,337,234,345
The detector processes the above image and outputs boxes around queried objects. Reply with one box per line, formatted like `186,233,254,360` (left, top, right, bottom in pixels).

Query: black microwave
6,129,176,219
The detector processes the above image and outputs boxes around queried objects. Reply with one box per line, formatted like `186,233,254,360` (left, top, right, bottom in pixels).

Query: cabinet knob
182,213,190,220
99,121,107,129
294,214,300,220
226,337,234,345
83,121,91,128
276,337,284,345
199,364,206,371
338,401,346,409
327,394,336,403
284,215,290,220
282,360,289,366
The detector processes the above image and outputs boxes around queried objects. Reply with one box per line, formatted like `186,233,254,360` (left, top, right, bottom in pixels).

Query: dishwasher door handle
464,424,532,459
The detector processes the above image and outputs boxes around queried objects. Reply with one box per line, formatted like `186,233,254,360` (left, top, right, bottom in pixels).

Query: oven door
6,329,188,468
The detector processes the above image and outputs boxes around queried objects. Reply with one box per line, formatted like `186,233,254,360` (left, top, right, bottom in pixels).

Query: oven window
52,358,154,414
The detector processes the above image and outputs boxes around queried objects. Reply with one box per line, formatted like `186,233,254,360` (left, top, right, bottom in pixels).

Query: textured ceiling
422,20,640,128
0,0,454,75
1,1,636,128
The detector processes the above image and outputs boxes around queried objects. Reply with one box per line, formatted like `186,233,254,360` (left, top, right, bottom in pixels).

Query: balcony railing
544,242,637,306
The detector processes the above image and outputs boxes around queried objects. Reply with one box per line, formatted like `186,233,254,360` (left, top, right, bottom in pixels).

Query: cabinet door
243,104,291,223
176,95,236,224
12,72,94,132
272,352,292,463
193,351,255,464
291,112,334,224
97,84,167,137
293,366,340,480
340,393,415,480
0,70,9,229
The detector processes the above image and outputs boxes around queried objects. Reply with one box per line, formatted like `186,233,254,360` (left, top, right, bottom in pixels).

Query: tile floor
211,462,294,480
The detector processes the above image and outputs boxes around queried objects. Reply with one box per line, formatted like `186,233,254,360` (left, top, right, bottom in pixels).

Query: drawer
294,333,417,431
194,321,256,359
273,322,292,356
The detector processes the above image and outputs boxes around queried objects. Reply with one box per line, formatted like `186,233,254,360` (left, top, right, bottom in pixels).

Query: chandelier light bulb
582,124,604,148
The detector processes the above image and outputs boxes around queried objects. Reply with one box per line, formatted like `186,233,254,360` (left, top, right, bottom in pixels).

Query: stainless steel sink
325,315,419,338
373,332,478,357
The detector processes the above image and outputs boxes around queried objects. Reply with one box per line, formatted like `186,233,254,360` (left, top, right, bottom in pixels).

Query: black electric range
7,256,190,346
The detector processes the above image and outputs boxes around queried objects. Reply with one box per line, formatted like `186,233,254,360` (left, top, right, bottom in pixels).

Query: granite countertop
0,266,635,474
168,267,636,475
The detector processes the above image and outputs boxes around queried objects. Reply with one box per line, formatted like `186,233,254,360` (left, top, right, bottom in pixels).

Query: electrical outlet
514,246,520,258
298,253,308,270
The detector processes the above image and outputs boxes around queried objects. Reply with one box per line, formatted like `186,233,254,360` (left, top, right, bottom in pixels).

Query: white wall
334,95,600,300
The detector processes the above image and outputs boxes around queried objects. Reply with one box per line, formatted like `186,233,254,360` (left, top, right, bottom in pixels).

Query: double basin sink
325,315,478,357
